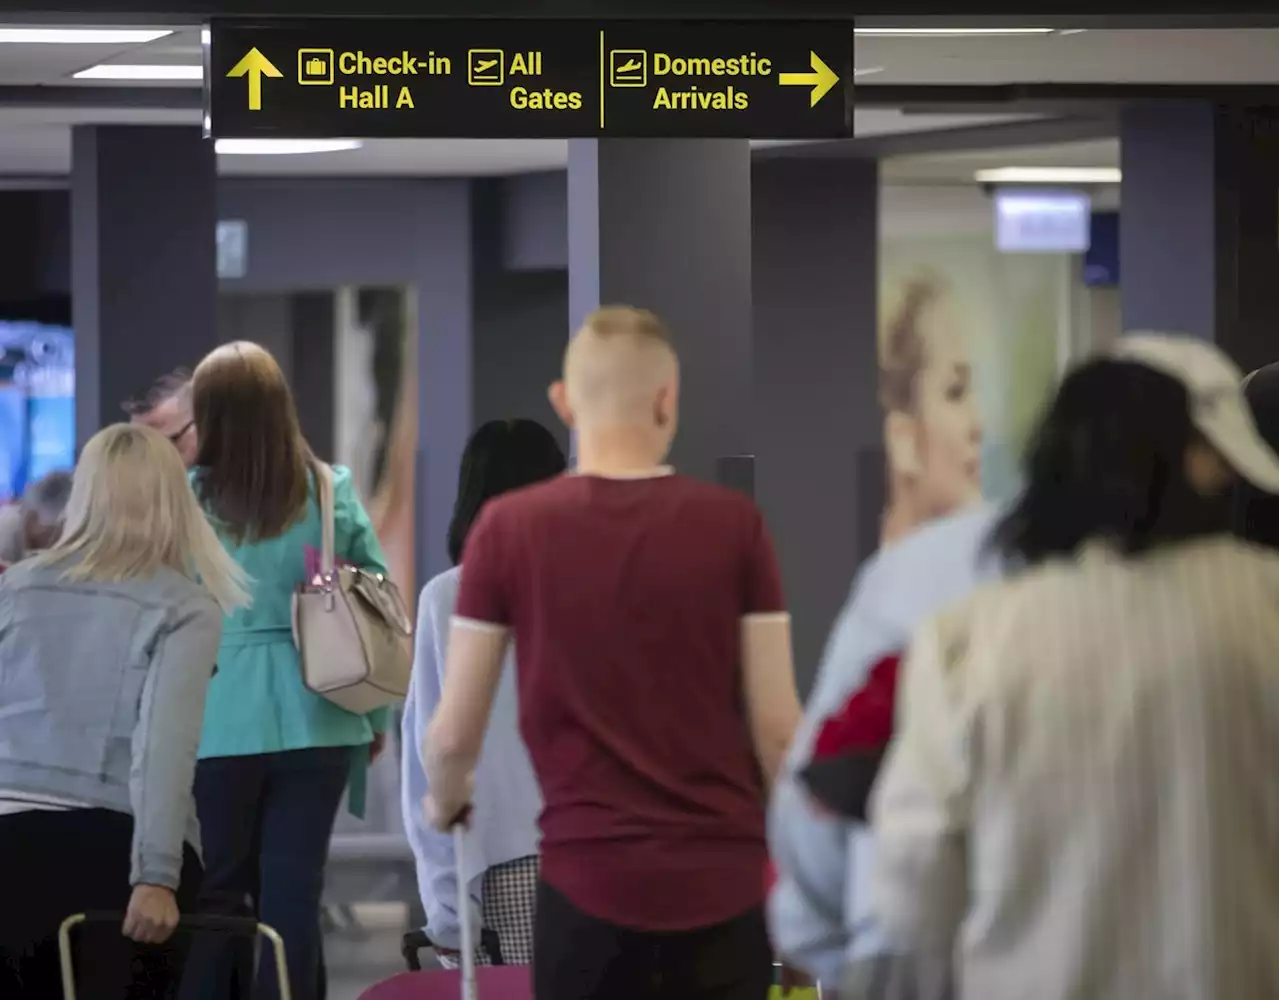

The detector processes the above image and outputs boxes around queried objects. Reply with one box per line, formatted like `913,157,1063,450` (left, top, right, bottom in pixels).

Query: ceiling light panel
0,27,173,44
74,64,203,80
214,139,364,155
854,27,1056,37
976,167,1122,184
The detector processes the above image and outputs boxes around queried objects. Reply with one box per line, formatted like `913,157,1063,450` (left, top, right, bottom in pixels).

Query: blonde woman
0,424,248,999
880,276,984,546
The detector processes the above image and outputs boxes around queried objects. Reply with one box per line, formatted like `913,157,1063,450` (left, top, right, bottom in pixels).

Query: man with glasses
123,370,198,468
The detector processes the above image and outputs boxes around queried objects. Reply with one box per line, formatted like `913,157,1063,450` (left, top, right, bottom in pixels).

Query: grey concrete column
413,181,474,586
71,126,217,447
290,292,335,460
567,140,753,482
1120,103,1278,371
752,159,880,694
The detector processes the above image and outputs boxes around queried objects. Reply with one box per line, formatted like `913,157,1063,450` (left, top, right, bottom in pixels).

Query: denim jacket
0,556,223,888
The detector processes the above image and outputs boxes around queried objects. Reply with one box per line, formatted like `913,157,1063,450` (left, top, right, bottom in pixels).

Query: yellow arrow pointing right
227,47,282,112
778,51,840,108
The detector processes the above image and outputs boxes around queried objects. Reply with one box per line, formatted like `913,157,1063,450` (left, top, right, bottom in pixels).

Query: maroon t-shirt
454,471,785,931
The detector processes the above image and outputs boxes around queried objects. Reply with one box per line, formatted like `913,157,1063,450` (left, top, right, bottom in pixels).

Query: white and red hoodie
766,504,1003,988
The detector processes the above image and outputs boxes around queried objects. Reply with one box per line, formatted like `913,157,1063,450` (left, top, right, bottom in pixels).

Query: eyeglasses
168,421,194,444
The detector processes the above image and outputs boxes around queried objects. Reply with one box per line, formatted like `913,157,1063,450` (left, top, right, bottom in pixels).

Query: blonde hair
33,423,250,613
565,306,678,426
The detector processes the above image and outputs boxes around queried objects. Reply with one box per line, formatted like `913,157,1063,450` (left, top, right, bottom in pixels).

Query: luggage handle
455,824,477,1000
58,912,291,1000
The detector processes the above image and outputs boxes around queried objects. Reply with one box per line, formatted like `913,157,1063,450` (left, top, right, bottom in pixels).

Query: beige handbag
292,462,412,714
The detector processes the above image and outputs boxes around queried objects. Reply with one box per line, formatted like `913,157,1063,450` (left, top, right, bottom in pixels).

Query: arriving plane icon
609,49,647,87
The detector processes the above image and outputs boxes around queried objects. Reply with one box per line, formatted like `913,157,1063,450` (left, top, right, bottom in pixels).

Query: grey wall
217,178,469,292
217,292,293,372
502,171,568,273
753,159,881,692
473,178,570,452
0,190,69,300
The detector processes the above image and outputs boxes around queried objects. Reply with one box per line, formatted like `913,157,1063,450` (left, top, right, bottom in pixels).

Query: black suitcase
57,912,290,1000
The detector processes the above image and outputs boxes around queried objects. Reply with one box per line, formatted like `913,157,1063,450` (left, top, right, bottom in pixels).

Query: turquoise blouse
194,464,391,816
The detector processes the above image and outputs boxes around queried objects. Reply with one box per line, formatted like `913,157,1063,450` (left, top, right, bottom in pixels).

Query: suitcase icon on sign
298,48,334,85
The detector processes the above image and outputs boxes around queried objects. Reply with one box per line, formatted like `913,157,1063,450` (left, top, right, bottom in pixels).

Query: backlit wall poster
877,235,1063,548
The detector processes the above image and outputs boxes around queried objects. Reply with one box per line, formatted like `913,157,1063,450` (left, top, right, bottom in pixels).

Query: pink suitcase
357,965,531,1000
358,827,532,1000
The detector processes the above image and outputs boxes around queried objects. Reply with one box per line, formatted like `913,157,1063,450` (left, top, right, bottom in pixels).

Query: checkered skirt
438,854,539,968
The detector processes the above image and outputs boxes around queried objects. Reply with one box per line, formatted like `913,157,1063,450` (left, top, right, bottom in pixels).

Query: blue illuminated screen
0,322,75,503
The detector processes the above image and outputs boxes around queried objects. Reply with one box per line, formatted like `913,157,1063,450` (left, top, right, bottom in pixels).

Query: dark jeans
0,807,202,1000
532,880,773,1000
181,747,351,1000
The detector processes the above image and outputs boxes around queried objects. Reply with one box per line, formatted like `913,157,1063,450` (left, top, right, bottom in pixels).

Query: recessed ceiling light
976,167,1122,184
854,27,1055,37
214,139,364,155
74,64,203,81
0,27,173,44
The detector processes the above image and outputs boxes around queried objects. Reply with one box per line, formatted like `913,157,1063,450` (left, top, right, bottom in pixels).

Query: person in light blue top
402,418,566,967
768,503,1005,994
179,343,391,1000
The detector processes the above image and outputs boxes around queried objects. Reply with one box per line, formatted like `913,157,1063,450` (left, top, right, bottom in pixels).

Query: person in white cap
869,333,1278,1000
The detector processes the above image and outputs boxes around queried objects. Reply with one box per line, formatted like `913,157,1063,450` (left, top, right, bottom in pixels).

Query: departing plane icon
467,48,505,85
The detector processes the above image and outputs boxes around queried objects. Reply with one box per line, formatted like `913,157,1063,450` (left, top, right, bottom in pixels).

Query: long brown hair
192,341,311,543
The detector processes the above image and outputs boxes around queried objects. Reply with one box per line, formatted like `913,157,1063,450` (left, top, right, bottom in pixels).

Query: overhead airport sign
207,19,854,139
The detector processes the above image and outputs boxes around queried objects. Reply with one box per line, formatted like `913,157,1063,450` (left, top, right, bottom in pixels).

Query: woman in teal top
181,342,389,1000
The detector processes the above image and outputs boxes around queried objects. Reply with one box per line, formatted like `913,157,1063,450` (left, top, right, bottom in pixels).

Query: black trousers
532,881,774,1000
0,807,202,1000
181,747,350,1000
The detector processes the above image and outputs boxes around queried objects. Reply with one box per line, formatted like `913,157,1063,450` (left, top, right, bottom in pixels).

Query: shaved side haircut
565,306,678,427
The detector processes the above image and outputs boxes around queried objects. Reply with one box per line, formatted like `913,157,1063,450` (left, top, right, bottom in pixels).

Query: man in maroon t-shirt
425,306,804,999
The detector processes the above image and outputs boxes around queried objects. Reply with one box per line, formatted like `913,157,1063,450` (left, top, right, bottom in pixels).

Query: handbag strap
312,460,336,577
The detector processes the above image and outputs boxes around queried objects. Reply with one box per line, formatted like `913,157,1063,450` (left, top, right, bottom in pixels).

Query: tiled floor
325,904,428,1000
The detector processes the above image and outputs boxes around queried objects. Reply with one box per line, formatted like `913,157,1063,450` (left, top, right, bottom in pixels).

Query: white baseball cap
1109,333,1279,494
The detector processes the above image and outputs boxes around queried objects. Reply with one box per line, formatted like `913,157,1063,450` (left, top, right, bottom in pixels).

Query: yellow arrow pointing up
778,51,840,108
227,47,282,112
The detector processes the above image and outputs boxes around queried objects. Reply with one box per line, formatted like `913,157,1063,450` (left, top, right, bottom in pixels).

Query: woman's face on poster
906,302,984,517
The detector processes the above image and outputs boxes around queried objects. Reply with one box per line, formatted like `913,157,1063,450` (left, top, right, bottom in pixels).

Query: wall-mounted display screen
994,189,1092,254
0,322,75,503
1083,211,1120,287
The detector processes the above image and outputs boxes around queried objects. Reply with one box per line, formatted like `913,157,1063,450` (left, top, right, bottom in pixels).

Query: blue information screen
0,322,75,503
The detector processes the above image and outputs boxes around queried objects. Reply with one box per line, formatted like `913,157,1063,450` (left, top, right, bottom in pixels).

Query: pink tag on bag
304,545,353,581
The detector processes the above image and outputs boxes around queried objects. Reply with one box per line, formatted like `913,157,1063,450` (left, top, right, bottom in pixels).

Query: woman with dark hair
870,334,1278,1000
402,419,566,968
180,342,391,1000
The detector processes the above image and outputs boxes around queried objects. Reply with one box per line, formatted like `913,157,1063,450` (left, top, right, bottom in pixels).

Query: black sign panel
207,19,853,139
